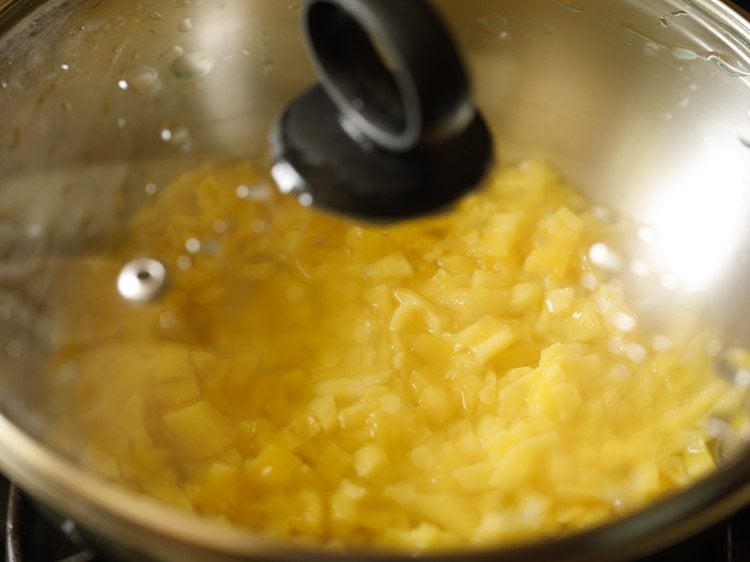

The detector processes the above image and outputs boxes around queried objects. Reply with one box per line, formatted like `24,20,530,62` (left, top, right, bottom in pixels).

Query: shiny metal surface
0,0,749,561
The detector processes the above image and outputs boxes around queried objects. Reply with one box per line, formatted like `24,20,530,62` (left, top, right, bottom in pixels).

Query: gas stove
3,474,750,562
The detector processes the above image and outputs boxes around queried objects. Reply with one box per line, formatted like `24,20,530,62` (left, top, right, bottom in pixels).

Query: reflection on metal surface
117,259,167,303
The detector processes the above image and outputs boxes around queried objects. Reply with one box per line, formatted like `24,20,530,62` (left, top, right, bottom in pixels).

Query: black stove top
3,474,750,562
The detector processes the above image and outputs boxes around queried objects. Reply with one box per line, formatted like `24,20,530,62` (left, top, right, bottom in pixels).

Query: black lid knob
272,0,493,219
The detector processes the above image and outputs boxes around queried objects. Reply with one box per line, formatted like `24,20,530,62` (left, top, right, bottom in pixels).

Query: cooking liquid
45,160,749,551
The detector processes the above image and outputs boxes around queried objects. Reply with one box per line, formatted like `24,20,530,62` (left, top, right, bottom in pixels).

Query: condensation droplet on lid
149,11,163,20
299,193,314,207
589,242,623,272
611,311,637,333
0,81,7,89
477,14,508,34
625,343,647,363
159,311,177,330
145,182,158,195
117,117,127,128
160,128,173,142
170,52,214,79
61,101,72,111
671,47,698,61
236,183,272,201
662,112,673,121
117,79,129,90
637,226,655,243
589,205,617,224
177,255,192,271
678,97,690,109
558,0,582,13
161,45,185,61
629,260,651,278
60,63,70,71
652,334,673,352
739,132,750,149
120,65,159,93
251,219,267,234
6,340,22,358
178,18,192,32
544,26,556,35
26,223,44,239
185,237,201,253
213,219,228,234
581,272,599,291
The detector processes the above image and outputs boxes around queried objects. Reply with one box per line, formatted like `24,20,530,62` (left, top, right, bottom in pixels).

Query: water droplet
26,223,44,239
671,47,698,61
117,117,127,128
60,63,70,71
589,205,618,224
299,193,314,207
611,311,638,333
159,125,191,150
251,219,267,233
589,242,623,272
149,11,163,20
185,237,201,253
177,255,192,271
61,101,72,111
161,44,185,60
544,26,556,35
117,79,129,90
678,96,690,109
662,112,673,121
159,311,177,330
178,18,192,32
170,52,214,79
558,1,582,14
477,14,508,34
652,335,673,351
144,182,158,195
629,260,652,278
638,226,655,243
581,272,599,291
0,81,7,89
213,219,228,234
740,133,750,149
625,343,647,363
120,65,159,93
5,340,22,358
